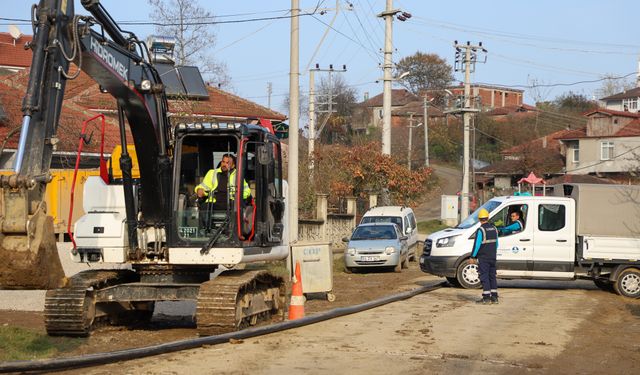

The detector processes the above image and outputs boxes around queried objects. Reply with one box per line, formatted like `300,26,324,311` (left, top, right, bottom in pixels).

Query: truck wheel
456,259,481,289
593,278,614,292
613,268,640,298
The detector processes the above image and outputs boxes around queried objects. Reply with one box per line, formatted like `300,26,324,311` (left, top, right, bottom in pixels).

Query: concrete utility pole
288,0,300,244
423,97,429,167
308,68,316,170
379,0,394,155
406,113,422,171
452,41,486,220
267,82,273,109
378,2,412,155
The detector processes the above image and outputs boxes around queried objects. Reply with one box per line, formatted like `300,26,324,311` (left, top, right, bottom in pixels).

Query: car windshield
351,225,397,240
361,216,402,227
456,200,502,229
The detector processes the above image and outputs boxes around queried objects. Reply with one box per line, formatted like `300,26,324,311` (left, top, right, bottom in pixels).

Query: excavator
0,0,288,336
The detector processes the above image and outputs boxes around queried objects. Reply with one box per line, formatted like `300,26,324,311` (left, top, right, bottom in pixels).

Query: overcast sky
3,0,639,114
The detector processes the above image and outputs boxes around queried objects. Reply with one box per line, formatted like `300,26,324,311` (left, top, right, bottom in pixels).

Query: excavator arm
0,0,172,289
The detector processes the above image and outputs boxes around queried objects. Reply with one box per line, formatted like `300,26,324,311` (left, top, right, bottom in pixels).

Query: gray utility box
289,241,335,302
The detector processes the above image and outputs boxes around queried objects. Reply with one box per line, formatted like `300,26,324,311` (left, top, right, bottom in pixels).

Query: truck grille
423,239,432,256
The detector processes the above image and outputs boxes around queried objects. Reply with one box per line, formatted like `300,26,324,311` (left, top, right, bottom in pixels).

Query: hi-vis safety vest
195,168,250,203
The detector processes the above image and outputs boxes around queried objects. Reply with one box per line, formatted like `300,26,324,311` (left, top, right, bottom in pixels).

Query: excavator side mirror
257,144,273,165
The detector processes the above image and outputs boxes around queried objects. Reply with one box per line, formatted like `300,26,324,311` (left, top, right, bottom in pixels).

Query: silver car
343,223,409,273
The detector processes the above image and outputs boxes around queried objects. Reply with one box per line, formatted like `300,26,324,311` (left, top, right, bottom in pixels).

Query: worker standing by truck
470,208,500,304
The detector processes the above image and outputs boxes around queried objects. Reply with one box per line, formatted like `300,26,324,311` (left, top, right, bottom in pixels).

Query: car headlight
384,246,396,255
436,235,459,248
347,248,356,256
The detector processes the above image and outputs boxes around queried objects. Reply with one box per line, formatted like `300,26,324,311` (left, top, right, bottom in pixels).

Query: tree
553,92,598,114
596,74,635,99
148,0,230,88
394,52,454,95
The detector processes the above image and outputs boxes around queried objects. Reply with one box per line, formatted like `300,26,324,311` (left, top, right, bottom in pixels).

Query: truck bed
580,235,640,262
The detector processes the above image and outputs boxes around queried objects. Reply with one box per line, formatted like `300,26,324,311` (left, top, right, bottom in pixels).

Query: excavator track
44,269,138,336
196,270,285,336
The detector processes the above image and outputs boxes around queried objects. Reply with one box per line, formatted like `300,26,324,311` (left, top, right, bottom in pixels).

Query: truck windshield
456,200,502,229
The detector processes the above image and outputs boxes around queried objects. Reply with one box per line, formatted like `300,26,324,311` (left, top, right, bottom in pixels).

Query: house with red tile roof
0,64,286,169
600,86,640,113
0,32,33,73
352,89,421,131
557,109,640,176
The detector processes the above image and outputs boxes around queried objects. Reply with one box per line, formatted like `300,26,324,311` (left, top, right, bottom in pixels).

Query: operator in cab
498,210,524,236
195,154,251,228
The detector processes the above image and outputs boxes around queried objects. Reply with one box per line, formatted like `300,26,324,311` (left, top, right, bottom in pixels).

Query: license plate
361,256,379,262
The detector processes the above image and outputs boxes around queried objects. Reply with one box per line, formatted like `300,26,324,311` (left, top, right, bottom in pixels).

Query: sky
2,0,640,117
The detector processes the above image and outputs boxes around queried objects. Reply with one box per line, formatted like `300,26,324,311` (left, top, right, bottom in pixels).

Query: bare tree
148,0,231,88
596,74,635,99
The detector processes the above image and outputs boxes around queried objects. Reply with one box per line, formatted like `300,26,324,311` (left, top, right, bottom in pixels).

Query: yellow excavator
0,0,288,336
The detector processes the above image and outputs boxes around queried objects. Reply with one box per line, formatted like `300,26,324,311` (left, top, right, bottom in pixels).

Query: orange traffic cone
288,261,305,320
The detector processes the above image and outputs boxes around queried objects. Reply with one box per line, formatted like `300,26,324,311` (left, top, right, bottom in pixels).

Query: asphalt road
414,164,461,222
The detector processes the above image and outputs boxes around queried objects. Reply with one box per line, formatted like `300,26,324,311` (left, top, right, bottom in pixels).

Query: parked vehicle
361,206,419,261
343,223,409,273
420,183,640,298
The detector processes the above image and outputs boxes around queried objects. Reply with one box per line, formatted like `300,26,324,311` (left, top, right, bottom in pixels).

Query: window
538,204,566,231
600,141,614,160
403,216,411,233
572,145,579,163
408,213,417,230
623,98,638,112
489,204,528,237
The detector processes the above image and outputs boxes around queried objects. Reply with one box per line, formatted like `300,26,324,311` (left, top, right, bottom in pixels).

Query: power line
311,14,380,64
476,72,637,89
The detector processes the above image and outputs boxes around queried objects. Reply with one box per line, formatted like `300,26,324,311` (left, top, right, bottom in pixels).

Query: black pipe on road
0,282,444,373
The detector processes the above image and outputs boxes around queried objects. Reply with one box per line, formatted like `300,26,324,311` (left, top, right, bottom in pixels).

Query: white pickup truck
420,183,640,298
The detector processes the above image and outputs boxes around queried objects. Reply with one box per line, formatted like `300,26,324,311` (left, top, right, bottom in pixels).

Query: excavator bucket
0,210,66,290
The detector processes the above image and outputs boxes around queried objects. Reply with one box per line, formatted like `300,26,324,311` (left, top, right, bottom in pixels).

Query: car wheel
446,277,461,287
394,260,402,273
456,259,481,289
613,268,640,298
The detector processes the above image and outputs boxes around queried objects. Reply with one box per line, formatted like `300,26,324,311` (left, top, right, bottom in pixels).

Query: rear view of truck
557,183,640,298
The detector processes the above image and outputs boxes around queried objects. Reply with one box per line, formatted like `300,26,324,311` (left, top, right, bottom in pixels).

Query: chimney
542,136,547,149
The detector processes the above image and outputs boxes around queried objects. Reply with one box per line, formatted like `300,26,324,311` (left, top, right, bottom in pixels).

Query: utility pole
378,2,411,155
288,0,300,244
312,64,347,140
308,69,316,171
406,113,422,171
451,41,487,220
267,82,273,109
423,97,429,167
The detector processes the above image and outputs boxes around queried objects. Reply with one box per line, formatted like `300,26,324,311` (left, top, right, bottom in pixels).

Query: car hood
427,226,471,241
347,239,400,249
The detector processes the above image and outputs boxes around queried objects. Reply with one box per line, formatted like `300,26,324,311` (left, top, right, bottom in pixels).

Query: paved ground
414,164,461,222
71,280,640,375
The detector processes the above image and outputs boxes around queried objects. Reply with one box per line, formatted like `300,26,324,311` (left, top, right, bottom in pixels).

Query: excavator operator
195,154,251,231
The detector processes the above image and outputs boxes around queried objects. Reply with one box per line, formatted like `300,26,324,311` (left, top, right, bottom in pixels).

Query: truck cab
420,195,576,288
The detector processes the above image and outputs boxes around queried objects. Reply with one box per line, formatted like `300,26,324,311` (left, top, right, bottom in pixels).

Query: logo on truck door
511,246,519,254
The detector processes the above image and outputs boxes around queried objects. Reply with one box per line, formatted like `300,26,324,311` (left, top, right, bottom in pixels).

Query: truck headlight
347,248,356,256
384,246,396,255
436,235,458,248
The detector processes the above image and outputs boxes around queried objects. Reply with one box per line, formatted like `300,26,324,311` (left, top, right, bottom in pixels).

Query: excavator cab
172,123,285,249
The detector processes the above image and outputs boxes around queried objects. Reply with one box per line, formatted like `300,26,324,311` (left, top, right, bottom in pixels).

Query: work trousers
478,258,498,297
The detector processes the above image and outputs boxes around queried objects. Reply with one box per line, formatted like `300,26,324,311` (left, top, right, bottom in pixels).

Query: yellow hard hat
478,208,489,219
